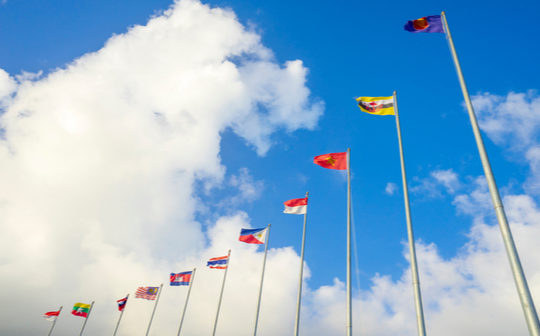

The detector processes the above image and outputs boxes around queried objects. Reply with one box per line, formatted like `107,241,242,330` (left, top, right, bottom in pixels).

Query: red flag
313,152,347,170
283,197,308,214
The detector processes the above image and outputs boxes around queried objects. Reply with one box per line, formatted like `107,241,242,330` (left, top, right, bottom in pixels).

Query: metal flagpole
212,251,231,336
79,301,94,336
393,91,427,336
253,224,271,336
294,192,309,336
441,11,540,336
47,306,62,336
112,294,129,336
177,268,197,336
346,148,352,336
145,284,163,336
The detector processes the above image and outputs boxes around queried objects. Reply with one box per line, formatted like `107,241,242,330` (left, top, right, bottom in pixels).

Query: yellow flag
356,96,395,115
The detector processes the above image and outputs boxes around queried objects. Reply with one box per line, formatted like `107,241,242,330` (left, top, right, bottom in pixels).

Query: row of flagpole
40,11,540,336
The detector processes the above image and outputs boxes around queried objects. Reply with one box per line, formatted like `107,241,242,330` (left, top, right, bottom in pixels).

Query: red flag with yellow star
313,152,347,170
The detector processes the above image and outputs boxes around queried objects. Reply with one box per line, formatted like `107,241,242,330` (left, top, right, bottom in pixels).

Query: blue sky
1,0,540,335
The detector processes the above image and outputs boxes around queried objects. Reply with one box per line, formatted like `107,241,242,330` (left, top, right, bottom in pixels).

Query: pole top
305,191,309,197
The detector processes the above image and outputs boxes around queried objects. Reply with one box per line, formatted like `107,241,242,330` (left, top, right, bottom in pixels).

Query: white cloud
385,182,397,195
411,168,461,198
1,1,540,335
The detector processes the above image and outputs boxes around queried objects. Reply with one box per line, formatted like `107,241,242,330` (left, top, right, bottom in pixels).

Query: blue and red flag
117,296,128,311
207,255,229,269
170,271,192,286
239,227,267,244
404,15,444,33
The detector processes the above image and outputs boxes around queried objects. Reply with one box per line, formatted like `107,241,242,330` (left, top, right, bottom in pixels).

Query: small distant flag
135,287,159,300
313,152,347,170
239,227,267,244
117,296,128,311
207,255,229,269
43,310,61,321
283,197,308,215
170,271,193,286
72,303,91,318
356,97,395,116
404,15,444,33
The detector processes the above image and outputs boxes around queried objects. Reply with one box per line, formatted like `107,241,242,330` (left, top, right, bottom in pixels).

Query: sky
1,0,540,335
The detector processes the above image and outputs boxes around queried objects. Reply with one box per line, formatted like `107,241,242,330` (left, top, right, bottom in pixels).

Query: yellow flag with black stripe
356,96,395,115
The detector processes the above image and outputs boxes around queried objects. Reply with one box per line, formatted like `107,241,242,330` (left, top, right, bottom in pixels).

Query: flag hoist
239,225,271,336
113,294,129,336
136,284,163,336
283,193,309,336
43,306,62,336
404,12,540,335
313,151,351,336
173,269,196,336
72,301,94,336
209,251,231,336
357,93,428,336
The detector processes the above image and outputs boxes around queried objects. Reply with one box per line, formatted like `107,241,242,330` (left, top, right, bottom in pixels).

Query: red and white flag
283,197,308,215
43,310,61,321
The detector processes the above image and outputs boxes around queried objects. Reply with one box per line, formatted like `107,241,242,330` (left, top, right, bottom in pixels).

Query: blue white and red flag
404,15,444,33
207,255,229,269
170,271,192,286
117,296,128,311
239,227,267,244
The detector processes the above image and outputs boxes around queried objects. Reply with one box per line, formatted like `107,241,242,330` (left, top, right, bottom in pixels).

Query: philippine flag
283,197,308,215
239,227,267,244
170,271,193,286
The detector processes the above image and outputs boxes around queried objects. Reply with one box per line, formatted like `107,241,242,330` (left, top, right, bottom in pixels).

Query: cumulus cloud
385,182,398,195
1,0,540,335
411,168,461,198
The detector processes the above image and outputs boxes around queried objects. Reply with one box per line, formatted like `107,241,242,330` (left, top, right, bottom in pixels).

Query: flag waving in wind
404,15,444,33
283,197,308,214
313,152,347,170
72,303,91,318
356,96,395,115
43,310,61,321
239,227,267,244
135,287,159,300
117,297,128,311
207,255,229,269
170,271,193,286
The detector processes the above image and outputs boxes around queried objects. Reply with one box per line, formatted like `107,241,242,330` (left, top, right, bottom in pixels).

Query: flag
117,297,128,311
283,197,308,215
43,310,60,321
170,271,193,286
356,96,395,116
404,15,444,33
207,255,229,269
135,287,159,300
313,152,347,170
239,227,267,244
72,303,91,318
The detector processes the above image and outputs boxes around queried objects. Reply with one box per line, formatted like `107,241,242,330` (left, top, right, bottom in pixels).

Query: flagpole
253,224,271,336
294,192,309,336
112,294,129,336
79,301,94,336
47,306,62,336
346,148,352,336
212,250,231,336
177,268,197,336
145,284,163,336
393,91,427,336
441,11,540,336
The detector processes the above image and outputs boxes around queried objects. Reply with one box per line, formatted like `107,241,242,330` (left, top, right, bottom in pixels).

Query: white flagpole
112,294,129,336
441,11,540,336
177,268,197,336
253,224,271,336
393,91,427,336
79,301,94,336
145,284,163,336
212,250,231,336
47,306,62,336
346,148,352,336
294,192,309,336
